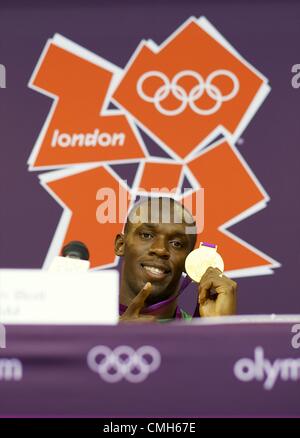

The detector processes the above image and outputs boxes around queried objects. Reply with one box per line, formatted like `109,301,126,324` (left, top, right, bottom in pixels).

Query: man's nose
149,237,170,259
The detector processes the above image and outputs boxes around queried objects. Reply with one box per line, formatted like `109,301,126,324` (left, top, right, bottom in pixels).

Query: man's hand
119,282,156,323
198,267,237,317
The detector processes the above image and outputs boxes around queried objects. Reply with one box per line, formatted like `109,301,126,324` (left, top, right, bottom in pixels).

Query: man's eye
140,232,153,240
170,240,184,248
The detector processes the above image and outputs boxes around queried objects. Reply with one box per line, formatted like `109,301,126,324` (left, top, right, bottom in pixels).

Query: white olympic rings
87,345,161,383
136,69,239,116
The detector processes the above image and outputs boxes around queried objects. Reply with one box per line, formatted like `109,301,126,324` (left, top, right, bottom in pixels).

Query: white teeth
143,266,165,275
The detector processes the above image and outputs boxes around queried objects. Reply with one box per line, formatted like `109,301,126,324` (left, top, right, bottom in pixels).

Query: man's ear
114,233,125,256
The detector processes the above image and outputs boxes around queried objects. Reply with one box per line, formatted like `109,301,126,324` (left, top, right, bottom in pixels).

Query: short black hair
124,197,197,249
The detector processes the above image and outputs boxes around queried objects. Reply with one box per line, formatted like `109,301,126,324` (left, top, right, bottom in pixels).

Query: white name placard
48,256,90,272
0,269,119,325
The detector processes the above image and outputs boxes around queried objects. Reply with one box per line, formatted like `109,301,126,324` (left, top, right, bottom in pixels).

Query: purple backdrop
1,321,300,417
0,0,299,315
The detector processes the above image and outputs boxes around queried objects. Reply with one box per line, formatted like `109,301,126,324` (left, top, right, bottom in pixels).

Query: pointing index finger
126,282,152,315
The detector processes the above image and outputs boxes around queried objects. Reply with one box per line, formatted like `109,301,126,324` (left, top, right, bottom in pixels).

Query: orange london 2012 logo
28,16,280,276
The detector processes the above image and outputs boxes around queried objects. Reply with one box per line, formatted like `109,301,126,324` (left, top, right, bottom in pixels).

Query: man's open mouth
141,263,171,279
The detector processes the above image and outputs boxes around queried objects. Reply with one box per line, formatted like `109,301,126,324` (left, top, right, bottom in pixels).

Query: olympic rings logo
87,345,161,383
136,69,239,116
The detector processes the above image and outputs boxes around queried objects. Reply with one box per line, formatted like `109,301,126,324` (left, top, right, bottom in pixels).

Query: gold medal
185,242,224,283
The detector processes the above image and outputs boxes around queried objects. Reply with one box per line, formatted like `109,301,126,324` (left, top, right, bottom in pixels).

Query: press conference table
1,316,300,418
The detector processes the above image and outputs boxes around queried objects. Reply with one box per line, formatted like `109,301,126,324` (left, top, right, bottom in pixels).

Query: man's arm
119,282,157,323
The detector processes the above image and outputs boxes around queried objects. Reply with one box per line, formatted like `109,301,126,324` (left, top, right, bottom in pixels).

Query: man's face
116,200,195,304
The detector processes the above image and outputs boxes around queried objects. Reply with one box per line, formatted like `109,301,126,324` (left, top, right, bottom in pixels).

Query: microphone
61,241,90,261
48,241,90,272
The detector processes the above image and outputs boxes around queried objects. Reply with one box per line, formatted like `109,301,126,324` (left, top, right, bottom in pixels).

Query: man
115,197,237,322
